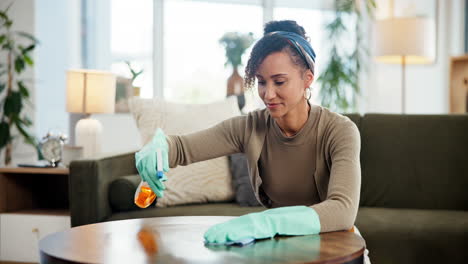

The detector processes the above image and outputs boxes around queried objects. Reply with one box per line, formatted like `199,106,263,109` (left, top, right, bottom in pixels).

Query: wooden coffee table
39,216,366,264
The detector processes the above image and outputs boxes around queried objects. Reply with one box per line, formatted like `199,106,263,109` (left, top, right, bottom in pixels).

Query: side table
0,167,71,264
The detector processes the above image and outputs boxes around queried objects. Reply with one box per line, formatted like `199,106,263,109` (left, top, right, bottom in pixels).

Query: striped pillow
129,96,240,207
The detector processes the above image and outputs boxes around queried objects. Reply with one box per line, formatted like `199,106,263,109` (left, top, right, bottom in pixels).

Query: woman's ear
304,69,314,88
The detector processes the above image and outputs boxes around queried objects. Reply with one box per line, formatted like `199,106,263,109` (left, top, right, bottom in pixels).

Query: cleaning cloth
204,237,255,247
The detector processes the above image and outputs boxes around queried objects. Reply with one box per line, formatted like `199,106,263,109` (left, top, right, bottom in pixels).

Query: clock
40,132,67,167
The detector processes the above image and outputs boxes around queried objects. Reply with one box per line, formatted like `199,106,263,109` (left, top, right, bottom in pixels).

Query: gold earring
304,87,312,100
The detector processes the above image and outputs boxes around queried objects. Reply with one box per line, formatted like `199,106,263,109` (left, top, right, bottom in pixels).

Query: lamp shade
373,17,435,64
66,69,116,114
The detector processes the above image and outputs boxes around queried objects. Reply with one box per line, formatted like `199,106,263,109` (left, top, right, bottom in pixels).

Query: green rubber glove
135,128,170,197
204,206,321,244
205,233,321,261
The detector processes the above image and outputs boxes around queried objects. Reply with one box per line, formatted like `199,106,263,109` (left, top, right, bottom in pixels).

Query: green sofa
69,113,468,264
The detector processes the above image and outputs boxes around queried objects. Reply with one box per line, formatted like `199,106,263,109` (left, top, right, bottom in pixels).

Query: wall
92,113,142,155
35,0,81,138
365,0,466,114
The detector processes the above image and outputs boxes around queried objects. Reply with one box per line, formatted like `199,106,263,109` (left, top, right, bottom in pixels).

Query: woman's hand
135,128,170,197
204,206,321,244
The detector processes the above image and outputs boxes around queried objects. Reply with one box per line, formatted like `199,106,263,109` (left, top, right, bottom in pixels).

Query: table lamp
66,69,116,158
373,17,435,113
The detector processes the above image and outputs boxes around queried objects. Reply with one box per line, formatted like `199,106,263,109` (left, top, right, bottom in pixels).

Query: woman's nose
263,85,276,100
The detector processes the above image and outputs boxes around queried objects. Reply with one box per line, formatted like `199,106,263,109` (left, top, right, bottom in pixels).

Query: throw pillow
108,174,141,212
229,153,261,206
129,96,240,207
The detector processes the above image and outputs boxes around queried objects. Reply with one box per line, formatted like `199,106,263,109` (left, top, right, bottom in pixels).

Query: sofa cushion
106,203,266,222
108,174,141,212
356,207,468,264
128,97,240,207
359,114,468,210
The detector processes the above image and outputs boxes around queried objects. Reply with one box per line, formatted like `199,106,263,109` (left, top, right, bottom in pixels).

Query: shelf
451,55,468,62
1,208,70,216
0,167,69,175
0,168,70,214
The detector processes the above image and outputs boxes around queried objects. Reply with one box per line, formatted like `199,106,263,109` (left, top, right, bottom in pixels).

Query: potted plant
318,0,376,113
219,32,255,110
0,4,40,165
125,61,143,97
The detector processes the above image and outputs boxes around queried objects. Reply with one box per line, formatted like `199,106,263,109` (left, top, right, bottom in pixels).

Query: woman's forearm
166,115,248,168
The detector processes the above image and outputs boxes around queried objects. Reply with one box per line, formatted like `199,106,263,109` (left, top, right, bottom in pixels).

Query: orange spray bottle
134,148,163,208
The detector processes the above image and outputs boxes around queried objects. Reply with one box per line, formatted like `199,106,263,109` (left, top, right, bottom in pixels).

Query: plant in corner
124,60,143,97
317,0,376,113
219,32,255,111
0,4,40,165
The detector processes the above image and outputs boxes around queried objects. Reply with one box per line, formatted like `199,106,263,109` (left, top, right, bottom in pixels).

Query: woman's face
256,51,313,119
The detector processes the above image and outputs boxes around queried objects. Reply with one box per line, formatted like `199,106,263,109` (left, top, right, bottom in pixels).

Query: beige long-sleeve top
259,104,321,208
167,105,361,232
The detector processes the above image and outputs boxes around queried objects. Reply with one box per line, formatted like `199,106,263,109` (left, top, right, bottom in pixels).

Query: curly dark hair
244,20,314,90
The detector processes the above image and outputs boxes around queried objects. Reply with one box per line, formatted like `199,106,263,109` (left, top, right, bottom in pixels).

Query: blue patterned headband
266,31,316,73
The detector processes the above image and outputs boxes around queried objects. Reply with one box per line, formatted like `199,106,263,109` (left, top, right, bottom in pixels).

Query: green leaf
0,12,8,22
15,31,39,43
0,35,6,45
0,83,5,94
365,0,377,18
0,121,10,148
21,116,33,126
14,118,35,146
22,44,35,54
17,81,29,98
23,53,33,66
14,114,32,127
4,91,22,116
0,5,12,28
14,56,25,73
2,42,12,50
135,69,143,77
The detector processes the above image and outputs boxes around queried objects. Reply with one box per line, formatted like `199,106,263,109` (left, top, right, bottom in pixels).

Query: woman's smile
266,102,282,109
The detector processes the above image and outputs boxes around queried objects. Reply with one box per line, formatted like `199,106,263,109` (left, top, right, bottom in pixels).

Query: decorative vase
227,67,245,111
227,67,244,96
133,86,141,97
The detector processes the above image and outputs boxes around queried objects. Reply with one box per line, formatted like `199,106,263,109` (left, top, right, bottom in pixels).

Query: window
107,0,343,105
110,0,153,98
163,0,263,104
274,7,337,104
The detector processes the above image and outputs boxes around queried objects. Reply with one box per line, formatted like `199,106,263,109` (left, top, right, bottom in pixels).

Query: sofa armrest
69,151,138,227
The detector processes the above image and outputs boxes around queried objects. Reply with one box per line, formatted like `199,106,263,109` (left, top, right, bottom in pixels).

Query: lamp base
75,117,103,158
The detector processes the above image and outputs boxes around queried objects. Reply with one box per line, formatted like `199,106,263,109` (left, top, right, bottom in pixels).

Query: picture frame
115,76,133,113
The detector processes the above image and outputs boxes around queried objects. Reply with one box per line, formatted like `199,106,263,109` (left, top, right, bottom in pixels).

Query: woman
136,20,370,263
